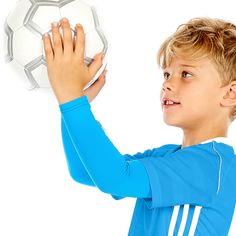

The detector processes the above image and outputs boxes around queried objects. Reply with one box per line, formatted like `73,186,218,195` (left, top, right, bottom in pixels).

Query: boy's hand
43,18,105,104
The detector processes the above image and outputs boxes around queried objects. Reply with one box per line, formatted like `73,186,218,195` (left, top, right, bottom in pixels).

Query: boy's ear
221,81,236,107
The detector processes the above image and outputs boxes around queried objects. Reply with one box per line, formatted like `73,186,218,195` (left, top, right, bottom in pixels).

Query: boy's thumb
88,52,105,77
84,68,107,103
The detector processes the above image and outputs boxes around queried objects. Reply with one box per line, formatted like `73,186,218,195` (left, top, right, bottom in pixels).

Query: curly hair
157,17,236,122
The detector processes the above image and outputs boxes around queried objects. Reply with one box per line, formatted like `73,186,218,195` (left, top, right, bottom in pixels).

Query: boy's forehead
165,56,211,70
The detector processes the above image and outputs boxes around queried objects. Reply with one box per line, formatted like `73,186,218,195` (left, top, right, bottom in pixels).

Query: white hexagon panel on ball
60,0,95,34
13,27,42,66
6,0,32,32
28,2,61,35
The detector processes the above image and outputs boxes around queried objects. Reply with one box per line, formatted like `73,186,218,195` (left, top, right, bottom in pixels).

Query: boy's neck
181,128,228,148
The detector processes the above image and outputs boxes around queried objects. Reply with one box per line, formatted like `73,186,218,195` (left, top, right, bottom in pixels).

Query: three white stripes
168,204,202,236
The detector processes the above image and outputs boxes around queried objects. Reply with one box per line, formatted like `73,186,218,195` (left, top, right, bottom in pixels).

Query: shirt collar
200,136,233,146
179,136,235,151
200,136,235,154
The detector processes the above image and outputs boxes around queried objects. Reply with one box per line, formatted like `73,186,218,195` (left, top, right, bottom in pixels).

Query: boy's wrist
57,90,85,105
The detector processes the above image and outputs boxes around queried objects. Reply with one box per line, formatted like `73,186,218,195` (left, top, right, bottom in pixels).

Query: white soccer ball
4,0,108,91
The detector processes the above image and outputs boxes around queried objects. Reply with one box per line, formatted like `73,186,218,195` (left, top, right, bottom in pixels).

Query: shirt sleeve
61,116,96,186
111,144,181,200
59,95,151,198
61,115,151,188
138,144,219,209
110,151,155,200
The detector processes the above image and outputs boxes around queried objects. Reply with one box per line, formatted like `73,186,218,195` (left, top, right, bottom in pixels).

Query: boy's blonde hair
157,17,236,122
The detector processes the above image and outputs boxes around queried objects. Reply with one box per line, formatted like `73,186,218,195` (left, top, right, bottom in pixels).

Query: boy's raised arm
59,95,151,198
43,18,151,198
61,117,96,187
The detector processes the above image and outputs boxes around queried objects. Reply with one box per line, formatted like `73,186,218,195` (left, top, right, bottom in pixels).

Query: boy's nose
162,76,179,91
162,82,173,91
162,85,170,91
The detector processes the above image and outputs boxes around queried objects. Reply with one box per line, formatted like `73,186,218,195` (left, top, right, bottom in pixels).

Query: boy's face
160,56,226,128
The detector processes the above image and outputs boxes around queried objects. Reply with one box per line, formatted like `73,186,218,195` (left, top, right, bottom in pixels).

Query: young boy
43,17,236,235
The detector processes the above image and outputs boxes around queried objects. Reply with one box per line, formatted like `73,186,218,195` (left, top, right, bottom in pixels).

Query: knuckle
64,36,72,42
52,25,59,33
61,20,70,29
64,54,72,62
53,39,61,47
62,25,70,31
45,47,52,54
52,32,60,41
79,35,85,44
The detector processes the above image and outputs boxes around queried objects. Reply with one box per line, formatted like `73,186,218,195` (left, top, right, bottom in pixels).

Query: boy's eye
182,71,192,78
163,71,192,80
163,72,170,80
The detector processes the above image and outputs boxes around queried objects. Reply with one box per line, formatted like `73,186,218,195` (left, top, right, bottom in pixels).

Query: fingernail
76,23,82,29
43,33,49,38
52,22,58,27
62,17,68,22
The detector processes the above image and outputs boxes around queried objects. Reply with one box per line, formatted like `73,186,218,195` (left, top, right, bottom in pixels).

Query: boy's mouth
162,98,181,106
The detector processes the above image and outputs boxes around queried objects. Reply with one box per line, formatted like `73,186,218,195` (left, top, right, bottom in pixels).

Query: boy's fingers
74,23,85,61
72,36,76,51
60,18,73,55
51,22,63,56
88,52,104,77
43,33,54,62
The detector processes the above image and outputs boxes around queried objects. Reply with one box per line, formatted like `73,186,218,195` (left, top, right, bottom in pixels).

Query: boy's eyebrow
179,64,200,72
164,64,199,72
179,64,197,68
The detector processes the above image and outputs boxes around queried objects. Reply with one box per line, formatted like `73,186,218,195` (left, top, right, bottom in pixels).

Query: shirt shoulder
138,141,233,208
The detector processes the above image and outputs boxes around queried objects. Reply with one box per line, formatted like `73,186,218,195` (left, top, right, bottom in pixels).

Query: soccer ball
4,0,108,91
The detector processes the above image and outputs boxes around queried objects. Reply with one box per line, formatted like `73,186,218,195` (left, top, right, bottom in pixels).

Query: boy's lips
161,97,181,109
161,97,181,105
162,103,181,109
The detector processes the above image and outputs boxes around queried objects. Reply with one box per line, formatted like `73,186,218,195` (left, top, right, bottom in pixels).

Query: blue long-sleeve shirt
59,95,236,236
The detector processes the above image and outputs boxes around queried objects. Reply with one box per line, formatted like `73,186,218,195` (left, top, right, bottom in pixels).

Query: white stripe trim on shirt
177,204,190,236
168,205,180,236
189,206,202,236
212,141,223,194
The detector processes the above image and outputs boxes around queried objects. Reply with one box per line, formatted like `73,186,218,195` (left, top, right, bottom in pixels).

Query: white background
1,0,236,235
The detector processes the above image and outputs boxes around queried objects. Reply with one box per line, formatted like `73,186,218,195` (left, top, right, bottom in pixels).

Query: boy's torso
128,138,236,236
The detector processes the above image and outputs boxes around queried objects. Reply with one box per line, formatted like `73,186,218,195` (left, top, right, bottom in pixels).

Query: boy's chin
163,119,183,128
